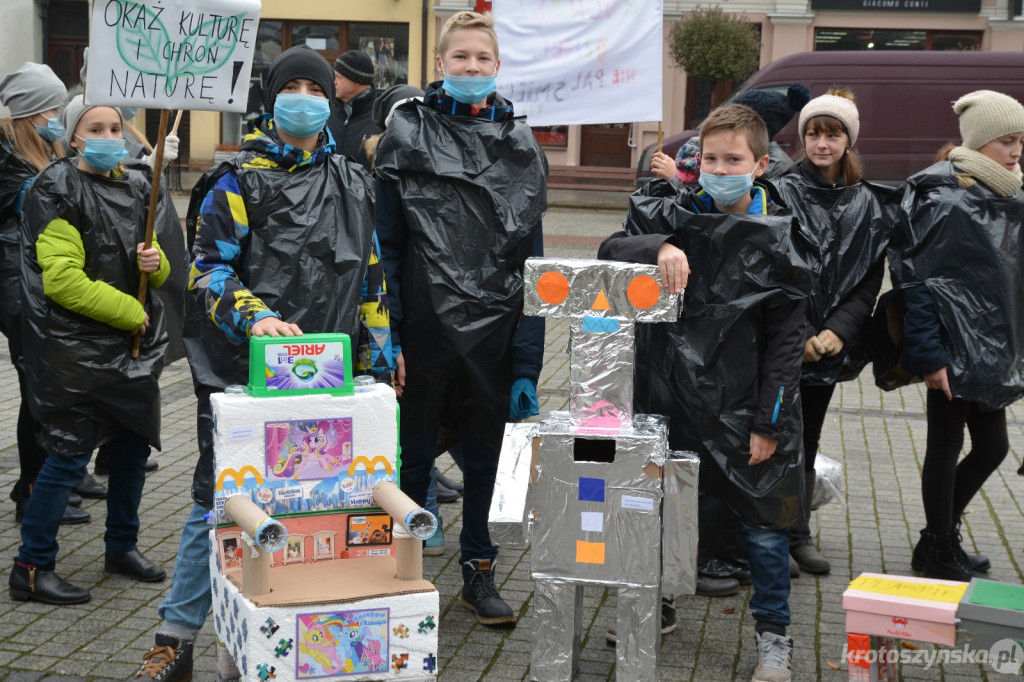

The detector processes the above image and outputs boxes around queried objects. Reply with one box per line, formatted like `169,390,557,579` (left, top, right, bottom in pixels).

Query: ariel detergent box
248,333,354,397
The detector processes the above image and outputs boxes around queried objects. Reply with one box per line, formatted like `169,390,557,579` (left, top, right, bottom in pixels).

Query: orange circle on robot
627,275,660,309
537,271,570,305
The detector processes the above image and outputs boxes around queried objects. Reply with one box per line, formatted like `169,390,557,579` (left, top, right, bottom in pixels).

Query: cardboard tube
372,480,437,540
223,496,288,552
393,526,422,581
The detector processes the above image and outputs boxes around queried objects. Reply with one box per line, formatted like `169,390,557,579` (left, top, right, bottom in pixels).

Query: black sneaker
460,558,516,626
134,634,193,681
605,596,676,643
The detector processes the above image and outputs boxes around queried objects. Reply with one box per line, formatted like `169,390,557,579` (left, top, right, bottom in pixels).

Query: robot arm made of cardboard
488,422,539,549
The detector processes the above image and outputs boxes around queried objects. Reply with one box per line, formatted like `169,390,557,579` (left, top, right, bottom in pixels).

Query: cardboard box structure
211,335,438,681
842,573,967,647
489,259,699,681
958,579,1024,651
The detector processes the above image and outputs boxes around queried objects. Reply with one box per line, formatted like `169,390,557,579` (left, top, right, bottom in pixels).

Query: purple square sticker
578,477,605,503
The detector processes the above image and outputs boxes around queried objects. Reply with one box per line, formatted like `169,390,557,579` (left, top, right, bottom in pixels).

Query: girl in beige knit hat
892,89,1024,583
774,87,898,578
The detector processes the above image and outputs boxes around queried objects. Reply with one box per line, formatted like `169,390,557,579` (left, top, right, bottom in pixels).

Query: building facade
2,0,1022,170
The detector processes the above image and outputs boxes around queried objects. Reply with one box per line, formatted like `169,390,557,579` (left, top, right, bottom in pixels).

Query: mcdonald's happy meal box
210,334,439,680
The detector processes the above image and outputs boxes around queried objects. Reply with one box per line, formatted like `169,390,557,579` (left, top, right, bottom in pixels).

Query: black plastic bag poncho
626,181,818,529
373,101,547,449
889,161,1024,411
0,146,36,357
19,158,168,455
774,174,899,385
183,145,376,393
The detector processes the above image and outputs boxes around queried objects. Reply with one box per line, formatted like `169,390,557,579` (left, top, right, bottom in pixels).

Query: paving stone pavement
1,204,1023,681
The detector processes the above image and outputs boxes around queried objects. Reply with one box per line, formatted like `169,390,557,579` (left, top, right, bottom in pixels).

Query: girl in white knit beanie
891,89,1024,583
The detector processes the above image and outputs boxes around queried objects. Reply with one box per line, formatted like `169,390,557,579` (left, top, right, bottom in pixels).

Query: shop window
348,23,410,91
815,29,980,51
533,126,568,147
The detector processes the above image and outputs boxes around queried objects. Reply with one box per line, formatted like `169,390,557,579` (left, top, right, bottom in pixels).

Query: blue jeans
157,501,214,637
401,422,498,564
743,524,791,629
18,429,149,570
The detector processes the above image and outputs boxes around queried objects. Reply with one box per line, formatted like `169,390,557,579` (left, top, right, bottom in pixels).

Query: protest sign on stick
493,0,663,126
85,0,261,355
86,0,261,113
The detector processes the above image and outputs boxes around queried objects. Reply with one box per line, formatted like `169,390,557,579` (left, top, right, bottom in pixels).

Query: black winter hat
732,84,811,140
263,45,335,114
372,85,425,130
334,50,375,86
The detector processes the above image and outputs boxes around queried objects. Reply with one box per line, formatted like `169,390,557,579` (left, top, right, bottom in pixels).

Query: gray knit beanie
953,90,1024,150
334,50,375,86
61,95,123,148
798,91,860,146
0,62,68,119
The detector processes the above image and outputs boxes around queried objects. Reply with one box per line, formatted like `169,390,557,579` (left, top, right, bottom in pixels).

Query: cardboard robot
489,259,699,681
210,334,439,681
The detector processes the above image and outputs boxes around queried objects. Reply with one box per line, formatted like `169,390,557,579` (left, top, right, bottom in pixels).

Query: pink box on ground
842,573,967,647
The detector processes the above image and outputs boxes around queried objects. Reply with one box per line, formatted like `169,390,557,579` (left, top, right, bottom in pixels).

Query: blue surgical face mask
440,65,496,105
35,116,65,143
698,167,758,207
75,135,129,172
273,93,330,138
120,106,141,120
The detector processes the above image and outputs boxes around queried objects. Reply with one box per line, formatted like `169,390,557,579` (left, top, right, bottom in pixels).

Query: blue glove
509,377,539,421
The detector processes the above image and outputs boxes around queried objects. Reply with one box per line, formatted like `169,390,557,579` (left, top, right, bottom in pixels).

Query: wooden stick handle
171,109,184,137
132,108,169,359
657,122,663,153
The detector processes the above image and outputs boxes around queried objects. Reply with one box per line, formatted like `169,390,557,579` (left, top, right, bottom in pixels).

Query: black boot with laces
460,558,516,626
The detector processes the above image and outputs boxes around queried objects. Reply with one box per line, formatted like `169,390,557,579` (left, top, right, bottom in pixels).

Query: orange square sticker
576,540,606,564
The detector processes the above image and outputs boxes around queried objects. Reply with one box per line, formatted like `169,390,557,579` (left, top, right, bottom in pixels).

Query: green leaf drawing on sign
116,6,171,79
171,14,245,81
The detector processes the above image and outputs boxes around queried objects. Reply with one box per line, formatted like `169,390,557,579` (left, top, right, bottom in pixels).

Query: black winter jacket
327,88,380,169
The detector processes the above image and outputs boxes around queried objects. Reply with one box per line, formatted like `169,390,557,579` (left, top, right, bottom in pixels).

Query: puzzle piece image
260,618,279,638
417,616,436,634
392,653,409,673
392,624,410,639
274,637,293,658
256,663,276,680
423,653,437,673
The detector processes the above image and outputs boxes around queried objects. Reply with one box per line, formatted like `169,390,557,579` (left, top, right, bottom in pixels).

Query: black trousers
921,390,1008,531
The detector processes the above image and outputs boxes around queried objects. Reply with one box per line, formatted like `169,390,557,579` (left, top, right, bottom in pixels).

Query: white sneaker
752,631,793,682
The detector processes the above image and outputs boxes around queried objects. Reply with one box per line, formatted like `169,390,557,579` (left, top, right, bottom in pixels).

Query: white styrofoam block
210,539,439,680
211,387,400,520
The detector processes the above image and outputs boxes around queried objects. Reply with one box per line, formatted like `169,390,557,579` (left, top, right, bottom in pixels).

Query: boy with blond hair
600,104,817,682
374,11,546,625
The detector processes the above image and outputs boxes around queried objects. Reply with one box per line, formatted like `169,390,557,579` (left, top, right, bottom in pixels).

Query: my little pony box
211,339,438,680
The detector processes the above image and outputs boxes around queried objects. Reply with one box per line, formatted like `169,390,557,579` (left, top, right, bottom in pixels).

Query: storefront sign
811,0,980,10
86,0,261,112
493,0,663,126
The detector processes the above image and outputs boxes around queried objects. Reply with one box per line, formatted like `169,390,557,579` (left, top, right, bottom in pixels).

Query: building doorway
580,123,631,167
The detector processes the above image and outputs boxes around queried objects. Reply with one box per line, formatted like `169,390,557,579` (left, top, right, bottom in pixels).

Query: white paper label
275,486,303,501
621,495,654,511
580,511,604,533
229,425,255,442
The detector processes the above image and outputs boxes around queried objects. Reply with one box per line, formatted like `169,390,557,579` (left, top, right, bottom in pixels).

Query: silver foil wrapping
523,257,679,323
615,586,661,681
661,450,700,595
569,317,636,429
530,412,666,588
488,422,539,548
529,581,585,681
